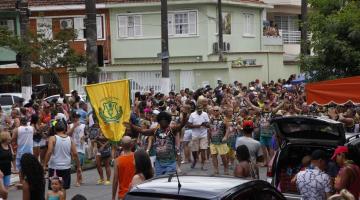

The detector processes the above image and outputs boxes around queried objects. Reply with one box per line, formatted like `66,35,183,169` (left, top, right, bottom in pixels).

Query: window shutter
168,13,174,35
74,17,84,40
118,15,128,38
134,15,142,36
243,14,247,34
189,11,197,34
96,16,104,39
249,15,254,35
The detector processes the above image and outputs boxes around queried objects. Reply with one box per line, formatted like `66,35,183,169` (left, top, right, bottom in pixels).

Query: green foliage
0,26,87,92
302,0,360,81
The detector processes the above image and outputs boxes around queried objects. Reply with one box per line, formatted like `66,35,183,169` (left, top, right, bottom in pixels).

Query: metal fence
280,30,301,44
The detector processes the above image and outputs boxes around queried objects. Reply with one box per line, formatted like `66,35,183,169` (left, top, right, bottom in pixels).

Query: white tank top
49,135,72,170
17,126,34,156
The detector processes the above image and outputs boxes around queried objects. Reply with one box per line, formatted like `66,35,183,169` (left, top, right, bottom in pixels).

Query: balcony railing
280,30,301,44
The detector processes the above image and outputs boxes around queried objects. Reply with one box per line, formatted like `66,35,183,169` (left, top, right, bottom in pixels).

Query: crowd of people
0,75,359,200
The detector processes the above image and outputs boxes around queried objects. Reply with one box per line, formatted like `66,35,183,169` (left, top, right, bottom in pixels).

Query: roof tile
0,0,264,10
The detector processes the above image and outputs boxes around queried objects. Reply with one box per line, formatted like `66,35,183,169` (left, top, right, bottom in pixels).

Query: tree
301,0,360,81
0,25,88,93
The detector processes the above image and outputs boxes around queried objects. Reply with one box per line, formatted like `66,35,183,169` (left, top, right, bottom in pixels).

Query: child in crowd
46,176,65,200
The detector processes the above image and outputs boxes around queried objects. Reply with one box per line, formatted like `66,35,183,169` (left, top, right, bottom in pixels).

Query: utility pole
160,0,170,95
218,0,224,61
301,0,308,56
18,0,32,102
85,0,99,84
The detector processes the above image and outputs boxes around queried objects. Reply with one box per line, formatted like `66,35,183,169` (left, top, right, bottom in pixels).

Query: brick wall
29,9,111,62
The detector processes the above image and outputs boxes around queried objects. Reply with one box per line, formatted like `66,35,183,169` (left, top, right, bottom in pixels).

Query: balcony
280,30,301,44
263,36,283,45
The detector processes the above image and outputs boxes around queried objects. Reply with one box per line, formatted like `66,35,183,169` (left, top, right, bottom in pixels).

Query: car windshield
280,123,340,136
0,96,13,106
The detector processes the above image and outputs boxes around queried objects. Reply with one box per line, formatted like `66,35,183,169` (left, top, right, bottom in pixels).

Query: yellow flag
85,79,131,142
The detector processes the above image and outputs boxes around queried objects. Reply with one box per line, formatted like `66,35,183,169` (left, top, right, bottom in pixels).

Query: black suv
126,175,286,200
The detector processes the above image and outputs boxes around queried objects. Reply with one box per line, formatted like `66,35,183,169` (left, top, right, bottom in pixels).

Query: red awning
305,76,360,105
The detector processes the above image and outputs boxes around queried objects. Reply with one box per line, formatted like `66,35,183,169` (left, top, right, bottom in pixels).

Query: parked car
44,94,86,104
125,175,286,200
0,93,23,114
267,116,360,200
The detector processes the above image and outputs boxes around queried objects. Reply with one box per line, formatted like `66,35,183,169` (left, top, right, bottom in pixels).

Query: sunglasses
214,110,219,112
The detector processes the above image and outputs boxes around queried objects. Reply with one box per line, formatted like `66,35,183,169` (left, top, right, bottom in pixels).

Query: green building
82,0,299,95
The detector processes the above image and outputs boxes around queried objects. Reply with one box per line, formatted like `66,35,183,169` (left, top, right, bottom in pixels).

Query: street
7,160,267,200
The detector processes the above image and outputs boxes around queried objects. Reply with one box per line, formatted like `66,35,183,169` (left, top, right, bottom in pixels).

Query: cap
331,146,348,160
242,120,254,129
152,109,160,115
311,150,327,161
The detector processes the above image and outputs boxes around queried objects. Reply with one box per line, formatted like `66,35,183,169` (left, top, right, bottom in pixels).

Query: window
96,15,105,39
168,11,197,36
216,12,231,34
243,59,256,66
230,188,257,200
37,18,53,39
0,19,16,35
274,15,299,31
118,15,142,38
74,18,84,40
257,189,284,200
74,15,105,40
243,13,254,36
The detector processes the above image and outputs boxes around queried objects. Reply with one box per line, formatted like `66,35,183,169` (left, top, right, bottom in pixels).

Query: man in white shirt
296,150,333,200
188,105,210,170
67,112,86,187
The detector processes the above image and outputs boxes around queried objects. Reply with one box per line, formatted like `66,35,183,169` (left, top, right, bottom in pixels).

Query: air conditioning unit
60,19,73,30
213,42,231,53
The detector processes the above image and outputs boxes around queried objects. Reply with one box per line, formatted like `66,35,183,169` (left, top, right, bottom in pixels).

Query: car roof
128,175,252,199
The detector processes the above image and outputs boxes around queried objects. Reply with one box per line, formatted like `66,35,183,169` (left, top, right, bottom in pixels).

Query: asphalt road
8,159,267,200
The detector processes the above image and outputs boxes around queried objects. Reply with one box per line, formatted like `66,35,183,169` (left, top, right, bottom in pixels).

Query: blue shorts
260,135,272,147
3,175,11,187
155,160,176,176
78,152,85,167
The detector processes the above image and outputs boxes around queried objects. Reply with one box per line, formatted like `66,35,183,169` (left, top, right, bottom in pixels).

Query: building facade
1,0,300,95
263,0,302,62
93,0,299,96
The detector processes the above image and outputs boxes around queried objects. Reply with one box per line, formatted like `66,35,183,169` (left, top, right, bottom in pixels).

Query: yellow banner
85,79,131,142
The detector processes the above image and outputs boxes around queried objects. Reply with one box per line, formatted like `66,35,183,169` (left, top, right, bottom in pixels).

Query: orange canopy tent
305,76,360,105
